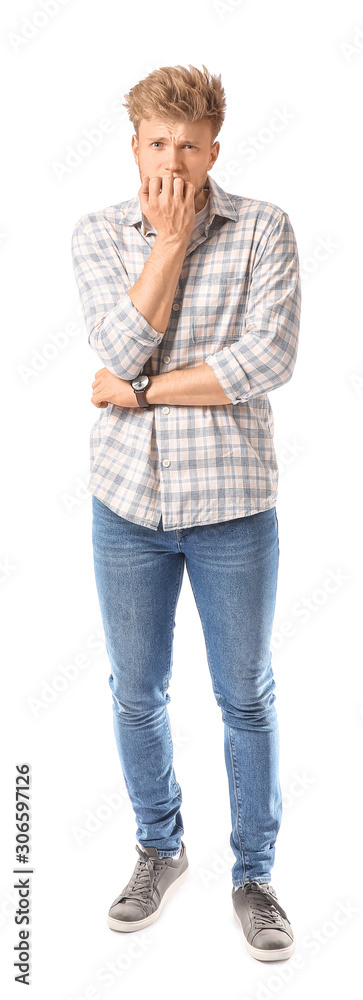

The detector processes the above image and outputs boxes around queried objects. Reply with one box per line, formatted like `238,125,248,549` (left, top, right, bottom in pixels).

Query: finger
184,180,195,199
160,174,182,202
163,174,182,188
171,176,186,199
139,177,150,201
148,175,163,194
91,397,108,408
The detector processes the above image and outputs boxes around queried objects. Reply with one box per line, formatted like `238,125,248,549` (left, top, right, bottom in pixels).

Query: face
131,117,220,212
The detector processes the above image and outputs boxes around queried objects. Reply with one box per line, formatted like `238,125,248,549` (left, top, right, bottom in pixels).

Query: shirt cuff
111,290,164,346
204,347,250,404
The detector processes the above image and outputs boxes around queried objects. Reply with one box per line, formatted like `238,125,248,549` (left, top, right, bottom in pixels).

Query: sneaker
107,841,189,932
232,880,295,961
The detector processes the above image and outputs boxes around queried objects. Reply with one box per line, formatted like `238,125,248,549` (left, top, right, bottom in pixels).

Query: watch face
133,376,149,390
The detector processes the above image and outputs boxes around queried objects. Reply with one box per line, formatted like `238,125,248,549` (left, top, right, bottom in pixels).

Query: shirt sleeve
71,215,164,378
204,211,301,404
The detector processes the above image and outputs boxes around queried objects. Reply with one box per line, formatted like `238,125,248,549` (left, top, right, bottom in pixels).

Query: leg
180,506,282,886
91,496,185,857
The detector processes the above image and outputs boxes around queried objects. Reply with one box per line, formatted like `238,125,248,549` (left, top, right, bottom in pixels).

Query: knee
220,692,278,731
109,682,169,722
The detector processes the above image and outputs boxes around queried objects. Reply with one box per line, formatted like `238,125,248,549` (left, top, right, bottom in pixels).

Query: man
71,63,301,962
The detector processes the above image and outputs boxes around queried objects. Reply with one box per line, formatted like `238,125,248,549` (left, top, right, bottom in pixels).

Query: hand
139,174,195,242
91,368,138,408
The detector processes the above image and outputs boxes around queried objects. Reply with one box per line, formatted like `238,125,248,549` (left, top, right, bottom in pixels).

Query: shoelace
119,847,166,904
244,881,289,929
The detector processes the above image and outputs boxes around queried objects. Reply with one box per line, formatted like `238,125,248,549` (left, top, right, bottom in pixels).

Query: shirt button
164,355,171,364
162,406,170,414
172,303,180,311
162,459,171,467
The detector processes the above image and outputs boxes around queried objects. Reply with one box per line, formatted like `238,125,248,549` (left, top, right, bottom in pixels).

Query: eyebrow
147,136,198,143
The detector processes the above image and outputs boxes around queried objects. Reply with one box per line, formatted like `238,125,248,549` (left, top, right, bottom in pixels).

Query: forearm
127,234,189,334
146,362,232,406
72,225,167,380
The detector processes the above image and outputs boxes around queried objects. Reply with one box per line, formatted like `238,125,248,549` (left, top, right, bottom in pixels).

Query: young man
71,63,301,962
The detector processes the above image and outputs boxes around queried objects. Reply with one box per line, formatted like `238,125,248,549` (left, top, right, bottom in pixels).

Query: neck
195,184,209,213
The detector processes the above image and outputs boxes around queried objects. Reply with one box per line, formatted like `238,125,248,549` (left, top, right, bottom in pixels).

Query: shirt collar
120,174,239,237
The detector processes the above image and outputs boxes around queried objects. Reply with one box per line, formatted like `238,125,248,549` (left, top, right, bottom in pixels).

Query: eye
150,142,196,149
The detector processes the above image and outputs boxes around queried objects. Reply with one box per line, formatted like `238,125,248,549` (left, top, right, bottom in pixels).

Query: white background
1,0,362,997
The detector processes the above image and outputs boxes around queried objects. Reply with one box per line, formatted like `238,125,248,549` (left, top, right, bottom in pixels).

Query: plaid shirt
71,174,301,531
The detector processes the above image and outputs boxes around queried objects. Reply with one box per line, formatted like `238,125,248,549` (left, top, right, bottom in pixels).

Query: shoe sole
233,907,296,961
107,862,189,932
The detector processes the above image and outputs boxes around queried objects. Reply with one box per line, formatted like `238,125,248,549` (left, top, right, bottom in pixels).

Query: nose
166,149,183,171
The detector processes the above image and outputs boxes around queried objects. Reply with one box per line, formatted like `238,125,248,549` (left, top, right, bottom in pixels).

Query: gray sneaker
107,841,189,932
232,880,295,961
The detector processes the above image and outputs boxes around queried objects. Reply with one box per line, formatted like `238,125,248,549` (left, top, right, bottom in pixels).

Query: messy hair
122,63,226,144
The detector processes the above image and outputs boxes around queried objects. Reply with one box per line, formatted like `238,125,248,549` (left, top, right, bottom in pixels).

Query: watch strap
134,388,149,408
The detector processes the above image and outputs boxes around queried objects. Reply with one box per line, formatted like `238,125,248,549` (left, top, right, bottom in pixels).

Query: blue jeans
91,495,282,888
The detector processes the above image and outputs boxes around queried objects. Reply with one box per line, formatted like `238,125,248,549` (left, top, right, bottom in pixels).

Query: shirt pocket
191,275,248,347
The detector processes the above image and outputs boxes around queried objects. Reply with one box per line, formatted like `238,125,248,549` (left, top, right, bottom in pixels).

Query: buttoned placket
139,222,214,507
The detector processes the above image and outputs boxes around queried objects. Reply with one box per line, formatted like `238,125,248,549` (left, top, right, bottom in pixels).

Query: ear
131,134,139,162
210,141,220,167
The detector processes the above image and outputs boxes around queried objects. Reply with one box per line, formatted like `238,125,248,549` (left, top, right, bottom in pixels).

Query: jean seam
228,724,246,886
163,555,185,791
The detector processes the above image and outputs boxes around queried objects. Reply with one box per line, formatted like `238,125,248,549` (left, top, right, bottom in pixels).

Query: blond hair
122,63,226,144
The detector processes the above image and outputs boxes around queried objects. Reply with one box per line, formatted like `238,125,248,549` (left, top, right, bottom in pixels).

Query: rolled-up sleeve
204,211,301,404
71,215,164,379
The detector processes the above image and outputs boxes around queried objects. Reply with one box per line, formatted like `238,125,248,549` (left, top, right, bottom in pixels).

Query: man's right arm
71,217,188,380
127,233,188,335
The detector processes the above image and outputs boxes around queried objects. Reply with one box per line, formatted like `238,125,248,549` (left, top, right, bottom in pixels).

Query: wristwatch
130,374,151,408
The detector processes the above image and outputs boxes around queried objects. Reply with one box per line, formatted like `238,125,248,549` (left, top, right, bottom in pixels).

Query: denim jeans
91,495,282,888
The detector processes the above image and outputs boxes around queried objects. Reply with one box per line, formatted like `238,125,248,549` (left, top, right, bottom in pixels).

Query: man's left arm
147,210,301,406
